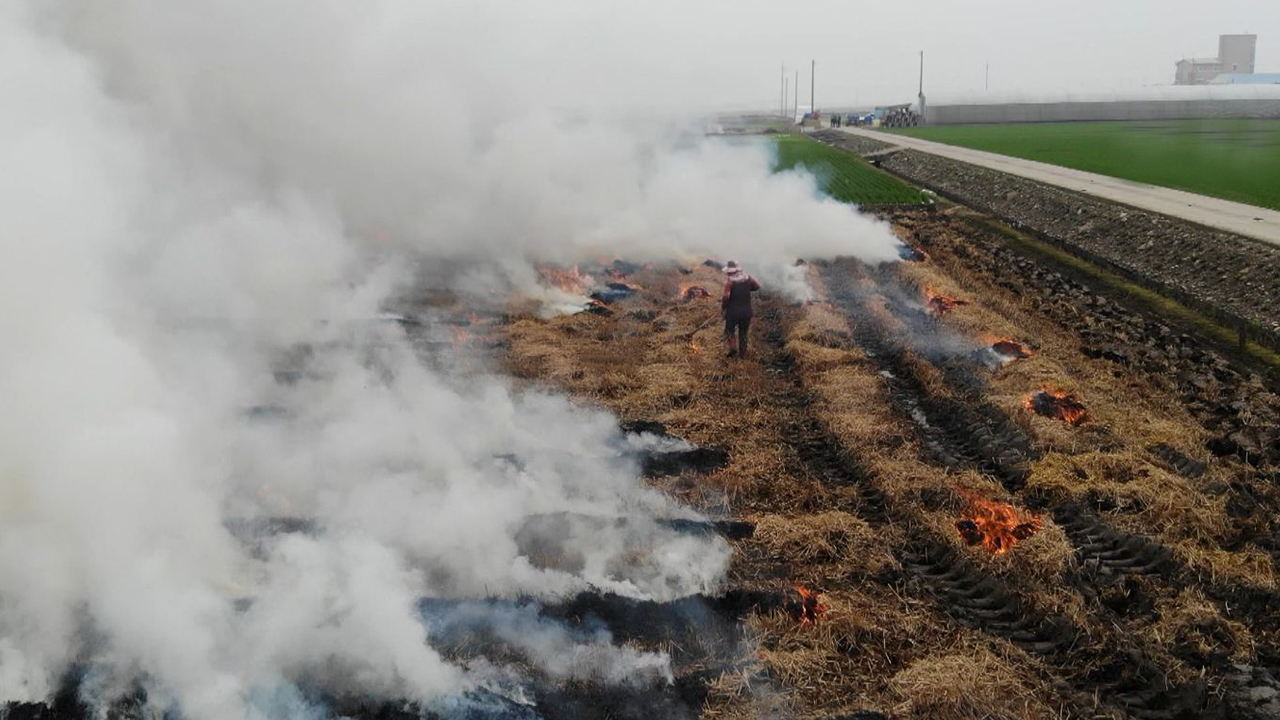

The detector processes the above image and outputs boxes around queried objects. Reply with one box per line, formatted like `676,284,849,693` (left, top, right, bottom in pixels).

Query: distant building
1176,35,1257,85
1176,57,1223,86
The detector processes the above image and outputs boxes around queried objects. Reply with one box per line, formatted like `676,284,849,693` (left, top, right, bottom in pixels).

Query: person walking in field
721,261,760,359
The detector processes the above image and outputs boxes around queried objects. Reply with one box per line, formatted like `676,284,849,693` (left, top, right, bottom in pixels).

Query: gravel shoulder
816,133,1280,345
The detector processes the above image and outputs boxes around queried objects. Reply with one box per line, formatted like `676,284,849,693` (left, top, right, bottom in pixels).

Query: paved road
839,127,1280,247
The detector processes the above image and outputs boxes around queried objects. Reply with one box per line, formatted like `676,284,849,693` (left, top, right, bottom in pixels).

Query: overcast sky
466,0,1279,111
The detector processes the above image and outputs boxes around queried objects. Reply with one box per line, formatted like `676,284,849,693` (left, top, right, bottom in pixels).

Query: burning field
492,205,1280,718
9,5,1280,720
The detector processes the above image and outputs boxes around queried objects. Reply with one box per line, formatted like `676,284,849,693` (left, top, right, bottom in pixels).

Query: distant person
721,261,760,359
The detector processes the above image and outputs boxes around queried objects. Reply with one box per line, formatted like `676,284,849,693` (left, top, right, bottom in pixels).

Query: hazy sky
462,0,1279,111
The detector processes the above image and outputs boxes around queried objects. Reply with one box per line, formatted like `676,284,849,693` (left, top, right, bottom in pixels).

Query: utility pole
811,59,816,113
918,51,924,96
780,63,785,116
918,51,927,125
794,69,799,119
784,77,789,117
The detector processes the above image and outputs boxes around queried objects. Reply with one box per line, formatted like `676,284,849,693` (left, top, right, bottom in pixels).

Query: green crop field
771,135,931,207
887,119,1280,211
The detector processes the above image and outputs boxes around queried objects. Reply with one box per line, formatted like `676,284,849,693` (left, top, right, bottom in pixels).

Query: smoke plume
1,1,901,717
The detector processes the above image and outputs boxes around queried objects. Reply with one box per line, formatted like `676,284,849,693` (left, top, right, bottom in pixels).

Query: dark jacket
721,276,760,320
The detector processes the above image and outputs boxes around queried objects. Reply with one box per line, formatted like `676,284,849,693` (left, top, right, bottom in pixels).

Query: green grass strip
771,134,931,208
888,120,1280,211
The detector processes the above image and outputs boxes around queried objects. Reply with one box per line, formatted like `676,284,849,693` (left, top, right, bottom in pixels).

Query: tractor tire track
892,209,1280,712
815,262,1216,719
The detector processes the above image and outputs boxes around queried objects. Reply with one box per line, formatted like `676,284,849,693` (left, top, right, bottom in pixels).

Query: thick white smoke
50,0,901,297
1,1,900,717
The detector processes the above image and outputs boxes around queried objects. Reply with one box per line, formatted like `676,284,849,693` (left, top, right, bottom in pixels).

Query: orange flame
537,264,591,295
955,488,1042,555
993,338,1034,356
679,284,712,301
787,584,829,625
1025,388,1088,426
924,286,969,314
987,337,1032,361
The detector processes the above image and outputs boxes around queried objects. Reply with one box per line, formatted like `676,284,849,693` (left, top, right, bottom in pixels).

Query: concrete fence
923,85,1280,124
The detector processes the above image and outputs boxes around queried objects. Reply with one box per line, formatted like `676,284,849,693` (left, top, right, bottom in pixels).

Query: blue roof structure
1210,73,1280,84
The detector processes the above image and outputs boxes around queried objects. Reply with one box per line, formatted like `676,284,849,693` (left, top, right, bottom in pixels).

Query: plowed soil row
842,212,1280,716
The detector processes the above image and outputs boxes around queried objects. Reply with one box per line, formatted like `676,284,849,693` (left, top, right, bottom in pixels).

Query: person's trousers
724,316,751,356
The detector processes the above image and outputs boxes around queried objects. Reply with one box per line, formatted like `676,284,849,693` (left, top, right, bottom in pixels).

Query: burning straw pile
1025,388,1089,426
954,488,1041,555
924,287,969,315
